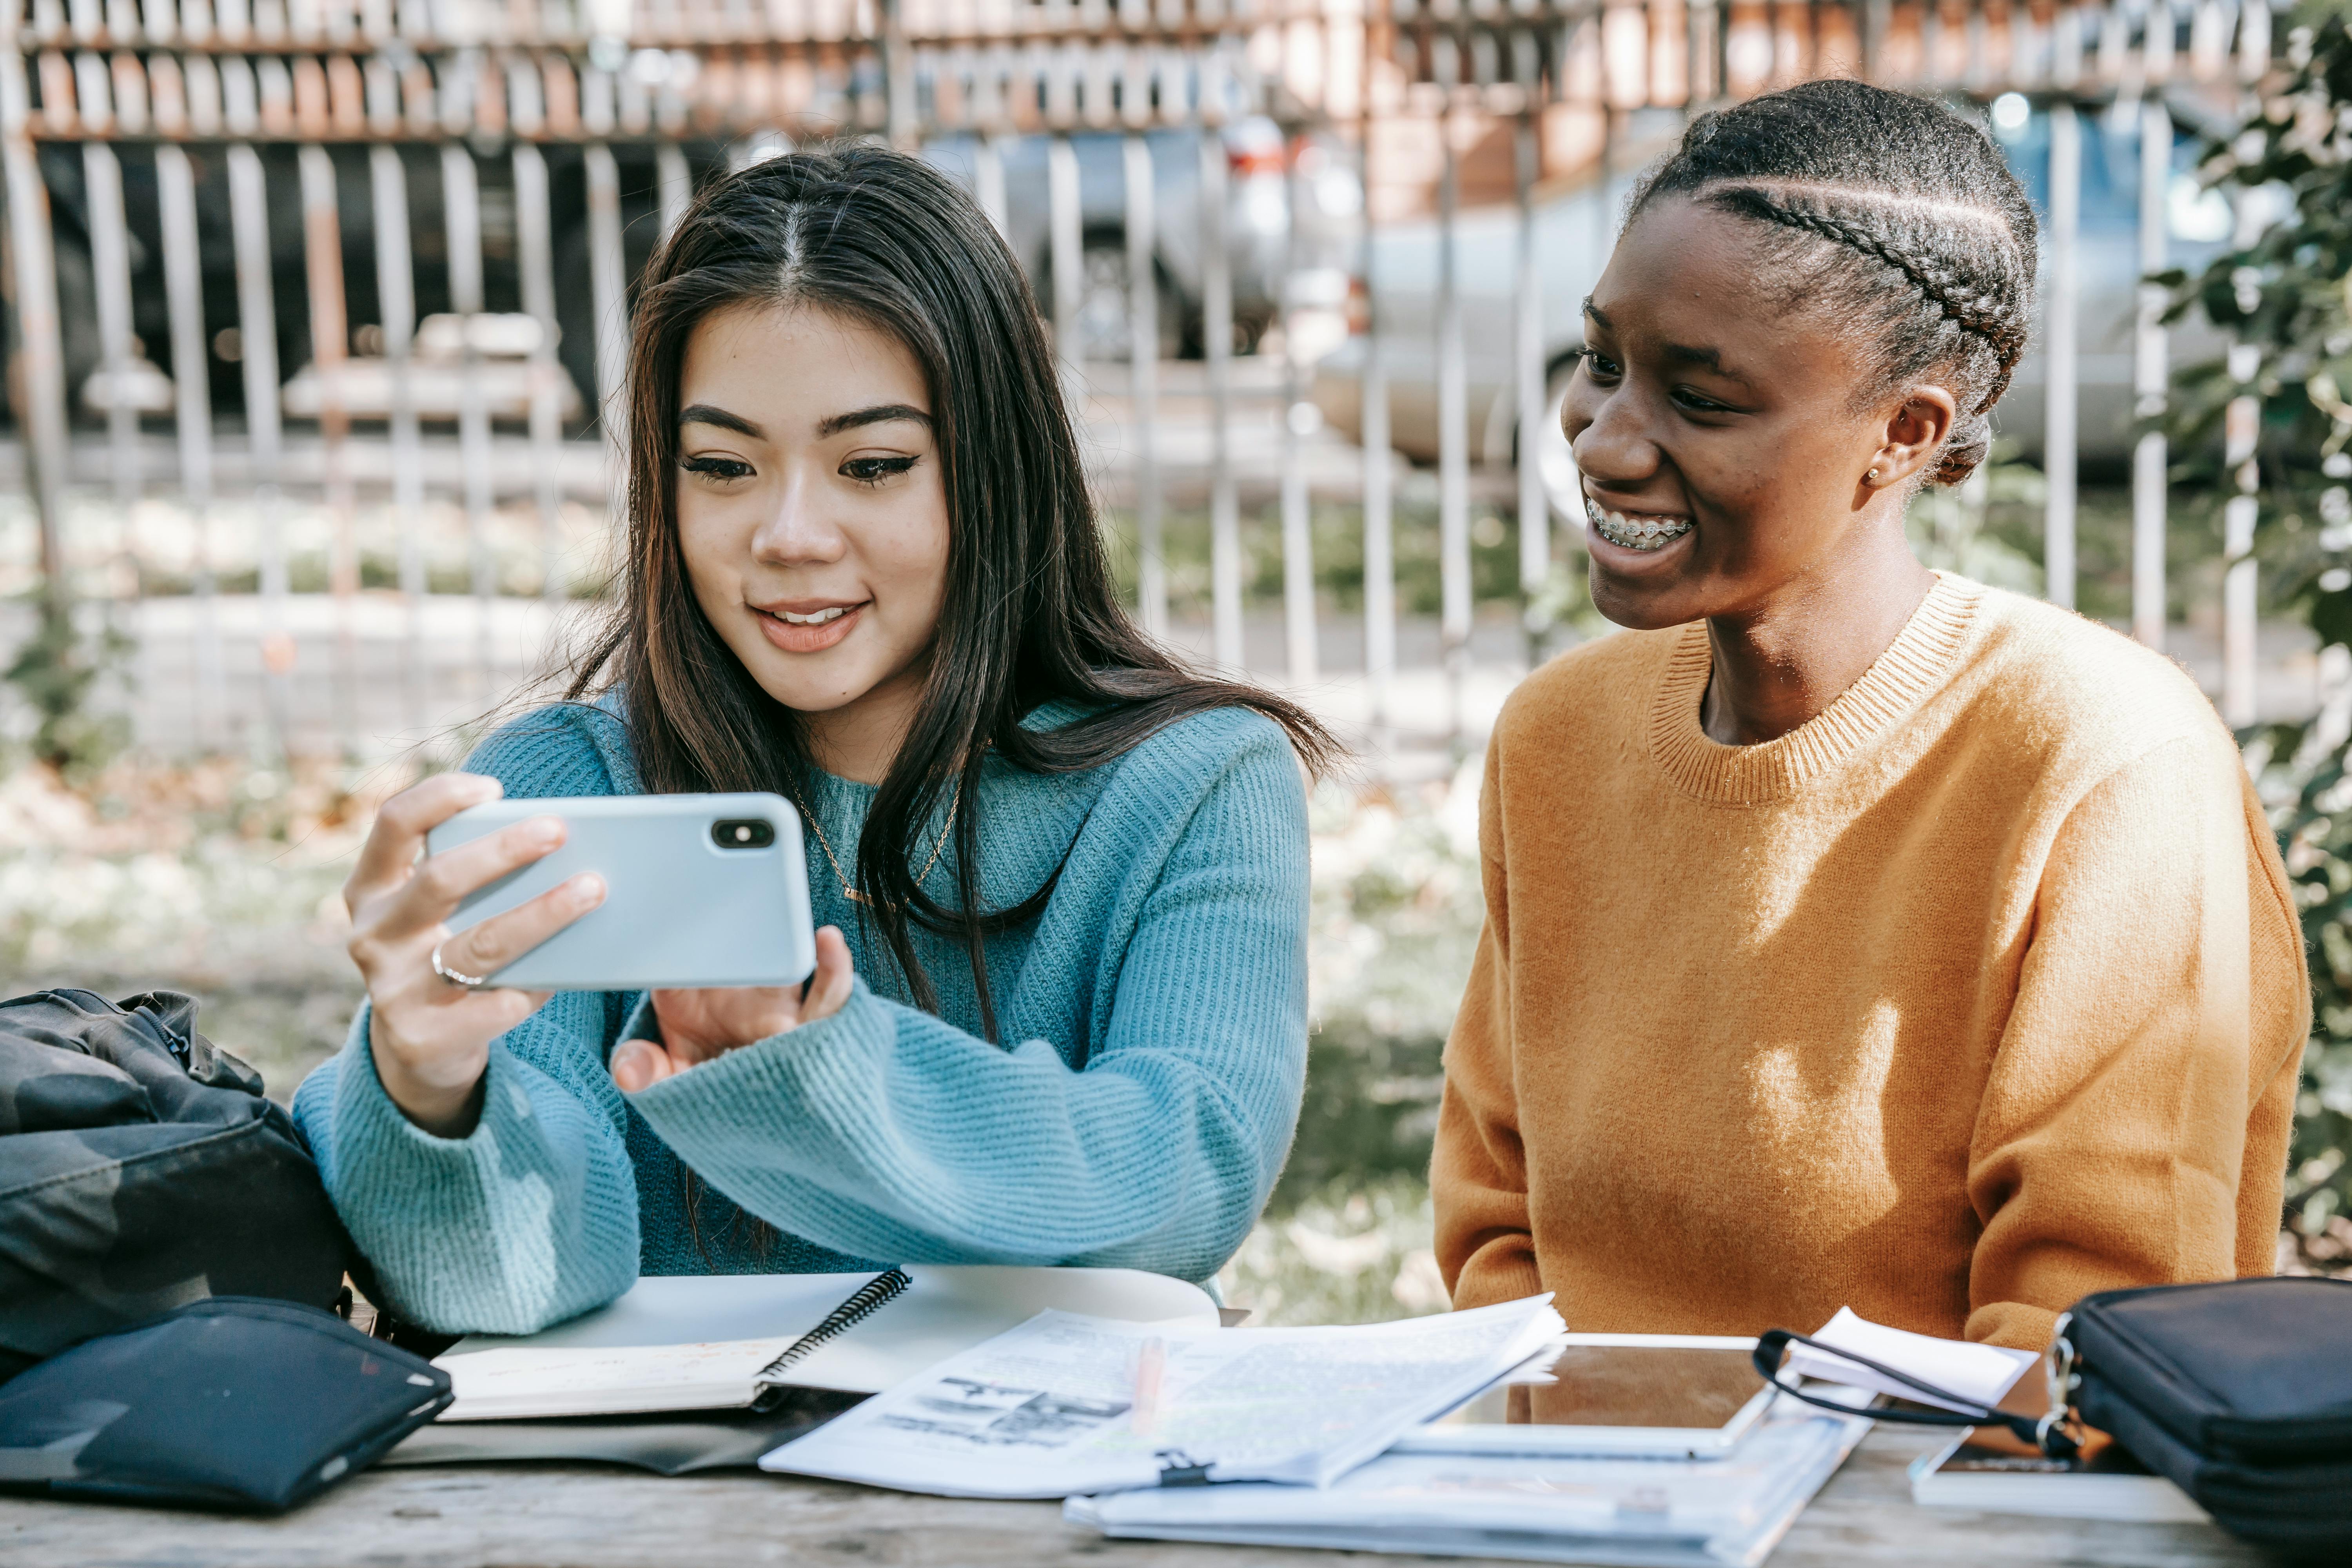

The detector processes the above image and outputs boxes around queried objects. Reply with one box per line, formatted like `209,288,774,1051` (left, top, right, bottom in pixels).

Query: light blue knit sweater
291,697,1310,1334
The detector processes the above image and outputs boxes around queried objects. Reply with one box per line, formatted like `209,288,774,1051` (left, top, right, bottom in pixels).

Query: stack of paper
759,1296,1568,1499
1067,1405,1875,1567
1786,1308,2038,1414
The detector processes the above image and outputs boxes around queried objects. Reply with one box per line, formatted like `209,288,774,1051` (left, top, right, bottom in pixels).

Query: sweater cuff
1449,1250,1547,1314
1964,1301,2062,1354
617,991,663,1051
321,1011,603,1332
332,1007,538,1163
625,979,895,1136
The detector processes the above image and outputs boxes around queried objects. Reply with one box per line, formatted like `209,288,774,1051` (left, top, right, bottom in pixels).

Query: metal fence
0,0,2296,765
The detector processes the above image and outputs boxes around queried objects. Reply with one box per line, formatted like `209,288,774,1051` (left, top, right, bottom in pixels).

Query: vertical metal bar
974,133,1008,236
229,142,293,753
881,0,916,150
370,142,426,733
442,143,495,702
2222,190,2264,728
514,142,564,606
1048,132,1083,391
585,141,629,526
657,140,692,241
1360,105,1394,738
1201,126,1241,670
156,142,222,746
299,142,358,751
84,143,140,511
1437,115,1470,745
1279,137,1316,688
83,139,140,713
2132,96,2169,650
2,114,70,607
2238,0,2271,82
2043,97,2079,610
1124,132,1165,638
1513,100,1546,644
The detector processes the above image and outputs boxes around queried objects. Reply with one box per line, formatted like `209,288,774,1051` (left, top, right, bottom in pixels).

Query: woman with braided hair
1434,79,2308,1374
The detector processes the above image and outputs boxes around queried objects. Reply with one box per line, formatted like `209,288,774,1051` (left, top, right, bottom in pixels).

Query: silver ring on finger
430,942,490,990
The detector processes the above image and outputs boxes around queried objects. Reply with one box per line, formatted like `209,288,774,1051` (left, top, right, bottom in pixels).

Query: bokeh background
5,0,2351,1318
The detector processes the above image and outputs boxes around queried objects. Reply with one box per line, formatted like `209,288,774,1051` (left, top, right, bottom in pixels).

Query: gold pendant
844,888,872,906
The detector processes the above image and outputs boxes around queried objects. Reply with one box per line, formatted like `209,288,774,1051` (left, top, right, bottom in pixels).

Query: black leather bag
1761,1277,2352,1558
2056,1277,2352,1556
0,989,351,1382
0,1297,452,1511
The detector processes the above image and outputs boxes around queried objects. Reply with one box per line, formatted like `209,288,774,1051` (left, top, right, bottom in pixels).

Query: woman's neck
799,662,929,784
1699,536,1936,747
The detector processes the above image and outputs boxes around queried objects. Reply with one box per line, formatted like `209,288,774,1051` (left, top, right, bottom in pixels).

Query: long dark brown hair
564,142,1337,1040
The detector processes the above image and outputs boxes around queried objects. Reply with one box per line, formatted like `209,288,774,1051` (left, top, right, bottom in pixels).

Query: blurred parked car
1313,93,2237,509
24,140,673,438
279,313,585,423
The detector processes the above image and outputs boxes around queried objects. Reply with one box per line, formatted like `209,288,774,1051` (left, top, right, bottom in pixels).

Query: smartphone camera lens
712,818,776,850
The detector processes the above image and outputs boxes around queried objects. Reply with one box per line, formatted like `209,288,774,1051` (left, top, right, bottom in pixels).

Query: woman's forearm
626,984,1289,1281
292,995,644,1334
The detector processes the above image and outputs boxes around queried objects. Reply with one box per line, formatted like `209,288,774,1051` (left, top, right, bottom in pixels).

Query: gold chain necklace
789,778,961,907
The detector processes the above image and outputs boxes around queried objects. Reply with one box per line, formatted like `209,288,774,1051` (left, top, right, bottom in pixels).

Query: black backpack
0,989,351,1381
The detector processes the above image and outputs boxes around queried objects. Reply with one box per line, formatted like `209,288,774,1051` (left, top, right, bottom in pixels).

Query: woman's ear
1860,386,1961,490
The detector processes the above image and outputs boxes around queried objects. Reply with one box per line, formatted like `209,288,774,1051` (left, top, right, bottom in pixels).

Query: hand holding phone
343,773,605,1136
608,931,857,1092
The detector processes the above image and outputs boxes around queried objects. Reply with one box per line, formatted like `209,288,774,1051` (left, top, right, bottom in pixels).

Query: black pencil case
2056,1276,2352,1557
0,1296,453,1512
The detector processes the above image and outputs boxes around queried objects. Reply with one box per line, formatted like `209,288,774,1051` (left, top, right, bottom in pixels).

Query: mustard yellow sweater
1434,575,2308,1358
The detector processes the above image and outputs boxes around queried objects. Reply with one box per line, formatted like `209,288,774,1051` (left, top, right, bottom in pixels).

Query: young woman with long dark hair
294,146,1334,1334
1434,81,2309,1376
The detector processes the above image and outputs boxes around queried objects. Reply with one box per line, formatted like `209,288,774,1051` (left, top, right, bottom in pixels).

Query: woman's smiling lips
752,598,867,653
1583,492,1695,568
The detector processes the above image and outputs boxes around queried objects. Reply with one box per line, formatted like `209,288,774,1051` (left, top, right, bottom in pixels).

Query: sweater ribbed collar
1646,572,1982,806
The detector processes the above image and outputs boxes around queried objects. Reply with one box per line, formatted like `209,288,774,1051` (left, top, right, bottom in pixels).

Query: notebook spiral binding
755,1267,914,1384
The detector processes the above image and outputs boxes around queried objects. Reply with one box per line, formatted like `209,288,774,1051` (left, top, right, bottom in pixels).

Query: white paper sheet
759,1298,1568,1499
1785,1307,2038,1415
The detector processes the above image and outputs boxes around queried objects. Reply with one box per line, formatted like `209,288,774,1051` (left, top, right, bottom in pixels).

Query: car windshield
1995,104,2233,245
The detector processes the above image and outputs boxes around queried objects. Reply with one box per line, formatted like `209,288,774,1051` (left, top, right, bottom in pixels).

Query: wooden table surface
0,1426,2264,1568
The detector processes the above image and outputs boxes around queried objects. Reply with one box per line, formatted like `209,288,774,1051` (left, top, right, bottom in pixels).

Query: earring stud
1866,466,1882,483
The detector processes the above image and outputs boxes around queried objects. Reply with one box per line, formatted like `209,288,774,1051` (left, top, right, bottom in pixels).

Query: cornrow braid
1630,79,2038,486
1707,185,2032,412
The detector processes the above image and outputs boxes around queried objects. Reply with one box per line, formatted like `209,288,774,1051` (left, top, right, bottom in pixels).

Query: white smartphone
425,792,817,991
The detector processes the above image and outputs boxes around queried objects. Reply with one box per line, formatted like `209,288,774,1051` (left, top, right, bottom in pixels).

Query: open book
432,1265,1218,1421
759,1296,1569,1499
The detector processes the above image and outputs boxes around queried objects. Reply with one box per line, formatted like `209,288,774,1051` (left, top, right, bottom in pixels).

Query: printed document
760,1297,1567,1498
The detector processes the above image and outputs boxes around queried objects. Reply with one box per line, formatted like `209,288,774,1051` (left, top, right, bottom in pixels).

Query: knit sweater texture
292,698,1310,1334
1434,575,2309,1362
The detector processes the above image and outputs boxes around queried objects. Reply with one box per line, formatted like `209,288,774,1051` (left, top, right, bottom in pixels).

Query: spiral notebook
430,1265,1220,1421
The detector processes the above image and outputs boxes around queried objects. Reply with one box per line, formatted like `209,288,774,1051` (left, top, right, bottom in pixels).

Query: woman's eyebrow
1661,342,1753,385
1585,299,1750,385
818,403,933,437
679,403,764,438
